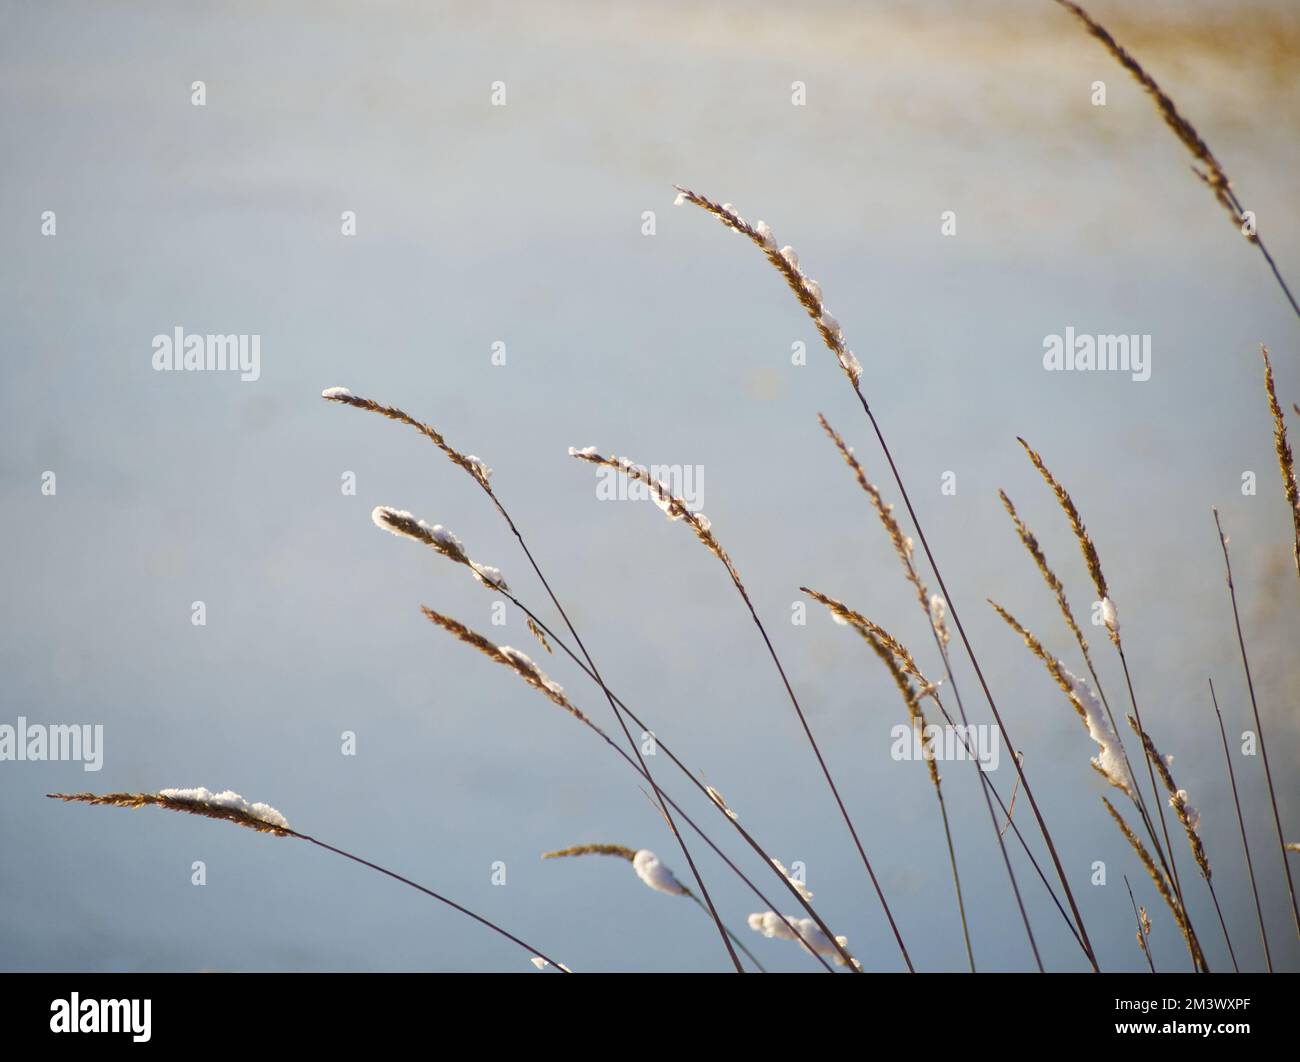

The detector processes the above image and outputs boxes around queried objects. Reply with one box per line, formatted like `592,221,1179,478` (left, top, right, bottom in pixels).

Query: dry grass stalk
471,589,856,972
859,627,940,789
671,187,862,384
1124,875,1156,973
1054,1,1234,220
1000,753,1024,839
1053,2,1300,319
49,791,295,836
999,490,1092,669
801,588,928,688
1128,717,1236,974
371,506,507,590
820,414,1053,965
819,416,928,614
420,603,848,972
321,388,492,488
1015,437,1184,912
1260,346,1300,575
330,396,744,970
569,446,910,970
807,588,1087,957
1016,438,1113,638
1211,508,1300,942
811,592,977,967
544,844,637,862
526,616,553,654
988,602,1075,704
542,843,769,970
998,487,1165,867
420,607,589,724
1209,677,1273,972
568,447,740,585
680,187,1097,970
1102,797,1207,972
1129,724,1207,872
989,601,1146,808
325,371,741,957
50,791,570,969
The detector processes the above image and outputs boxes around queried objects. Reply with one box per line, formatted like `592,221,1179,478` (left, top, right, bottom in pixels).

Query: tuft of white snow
568,445,599,457
1172,789,1201,833
500,646,564,697
158,787,289,829
838,348,863,382
747,911,852,966
771,858,813,901
1062,668,1136,799
470,563,507,589
632,849,688,896
372,506,428,538
1101,597,1119,635
321,386,353,399
705,786,739,820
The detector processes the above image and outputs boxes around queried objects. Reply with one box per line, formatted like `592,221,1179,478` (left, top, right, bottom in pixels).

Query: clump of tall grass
49,16,1300,967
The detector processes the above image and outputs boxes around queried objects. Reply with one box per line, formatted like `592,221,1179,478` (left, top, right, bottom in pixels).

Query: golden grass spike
420,606,590,725
859,626,940,790
671,188,861,384
1053,1,1238,226
818,415,929,611
542,844,637,862
1129,721,1212,884
526,616,553,653
1016,437,1117,643
987,601,1081,716
991,602,1139,805
53,794,572,969
568,448,742,584
1261,346,1300,575
371,506,508,591
801,588,922,679
1102,797,1206,971
999,490,1093,669
322,388,493,489
48,792,296,837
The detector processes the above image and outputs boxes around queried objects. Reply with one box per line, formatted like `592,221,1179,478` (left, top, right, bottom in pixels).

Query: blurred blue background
1,0,1297,972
